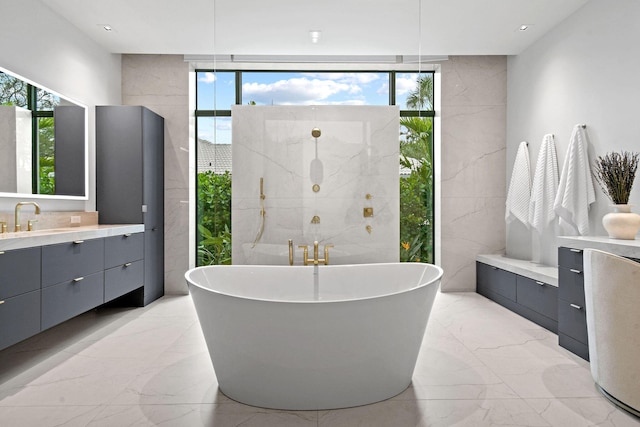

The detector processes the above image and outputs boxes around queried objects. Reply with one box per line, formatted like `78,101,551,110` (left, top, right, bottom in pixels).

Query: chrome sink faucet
15,201,41,232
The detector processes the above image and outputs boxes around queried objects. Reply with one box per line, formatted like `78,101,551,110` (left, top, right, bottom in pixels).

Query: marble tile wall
232,105,399,265
120,55,506,293
440,56,507,291
122,55,190,295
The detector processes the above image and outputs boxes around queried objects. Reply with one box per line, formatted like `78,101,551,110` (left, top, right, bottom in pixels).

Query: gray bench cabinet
476,261,558,333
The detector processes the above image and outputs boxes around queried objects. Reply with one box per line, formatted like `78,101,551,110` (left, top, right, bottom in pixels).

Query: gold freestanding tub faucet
15,201,41,232
299,241,333,265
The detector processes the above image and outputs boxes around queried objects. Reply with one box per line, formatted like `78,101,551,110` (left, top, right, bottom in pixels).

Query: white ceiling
42,0,589,56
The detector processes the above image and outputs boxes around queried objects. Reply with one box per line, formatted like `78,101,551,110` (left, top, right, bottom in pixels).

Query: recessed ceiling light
309,30,321,43
518,25,529,31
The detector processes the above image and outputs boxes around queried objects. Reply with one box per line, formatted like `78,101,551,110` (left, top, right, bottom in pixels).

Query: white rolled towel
505,141,531,226
529,134,559,234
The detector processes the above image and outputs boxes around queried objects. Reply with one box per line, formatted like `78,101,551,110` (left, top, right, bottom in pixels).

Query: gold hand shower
251,177,266,248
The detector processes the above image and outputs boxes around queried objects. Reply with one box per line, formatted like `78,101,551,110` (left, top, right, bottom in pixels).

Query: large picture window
195,70,435,265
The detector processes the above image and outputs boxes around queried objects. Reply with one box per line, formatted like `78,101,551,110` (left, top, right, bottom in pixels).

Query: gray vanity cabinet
41,239,105,330
557,247,589,361
41,239,104,288
104,233,144,302
0,247,41,350
96,106,164,306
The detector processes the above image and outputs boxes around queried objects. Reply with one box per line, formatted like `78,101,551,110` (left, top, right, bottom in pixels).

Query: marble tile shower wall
231,105,400,265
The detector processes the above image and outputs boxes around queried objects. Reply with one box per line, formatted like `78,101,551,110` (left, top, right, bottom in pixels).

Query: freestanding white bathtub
185,262,443,410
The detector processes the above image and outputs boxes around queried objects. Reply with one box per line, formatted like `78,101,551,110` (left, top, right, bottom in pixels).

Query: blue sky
196,71,425,143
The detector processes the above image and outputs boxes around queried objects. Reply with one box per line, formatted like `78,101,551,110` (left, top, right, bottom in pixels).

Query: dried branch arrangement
593,151,640,204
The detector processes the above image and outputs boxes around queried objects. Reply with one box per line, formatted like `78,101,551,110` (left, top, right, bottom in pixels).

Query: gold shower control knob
311,127,321,138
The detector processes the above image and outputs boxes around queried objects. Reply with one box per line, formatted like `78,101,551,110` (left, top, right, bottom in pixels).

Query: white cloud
377,82,389,96
395,73,418,95
243,77,355,105
198,72,217,84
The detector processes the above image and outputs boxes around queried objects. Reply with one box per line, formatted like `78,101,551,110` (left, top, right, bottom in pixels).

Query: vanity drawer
558,246,584,270
0,290,41,350
104,233,144,269
516,276,558,321
558,267,585,306
42,238,104,288
558,299,588,345
0,247,41,300
104,260,144,302
477,262,516,301
41,271,104,330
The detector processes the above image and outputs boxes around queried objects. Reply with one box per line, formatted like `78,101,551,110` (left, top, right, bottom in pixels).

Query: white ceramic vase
602,204,640,240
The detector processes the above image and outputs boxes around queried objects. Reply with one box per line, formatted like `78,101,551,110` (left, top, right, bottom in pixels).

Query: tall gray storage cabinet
96,106,164,306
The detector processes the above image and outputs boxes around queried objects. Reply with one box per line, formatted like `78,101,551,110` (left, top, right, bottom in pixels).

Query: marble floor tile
90,403,317,427
525,397,640,427
318,398,550,427
0,293,638,426
0,405,104,427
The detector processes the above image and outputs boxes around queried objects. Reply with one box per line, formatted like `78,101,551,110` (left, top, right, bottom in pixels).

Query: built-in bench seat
476,254,558,286
476,254,558,333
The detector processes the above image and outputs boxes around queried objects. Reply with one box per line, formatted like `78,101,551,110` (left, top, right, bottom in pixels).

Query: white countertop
476,254,558,287
0,224,144,251
558,236,640,259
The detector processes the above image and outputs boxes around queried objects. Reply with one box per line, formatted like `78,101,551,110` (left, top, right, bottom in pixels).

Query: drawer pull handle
124,262,132,267
73,277,84,282
570,248,582,253
0,300,5,305
569,269,582,274
570,303,582,310
535,281,545,286
124,233,132,237
0,251,4,255
73,240,84,244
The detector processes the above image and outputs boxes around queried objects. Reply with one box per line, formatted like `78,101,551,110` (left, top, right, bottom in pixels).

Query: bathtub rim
185,262,443,305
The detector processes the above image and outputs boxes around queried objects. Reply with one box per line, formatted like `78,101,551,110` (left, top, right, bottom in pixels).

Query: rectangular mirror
0,67,87,199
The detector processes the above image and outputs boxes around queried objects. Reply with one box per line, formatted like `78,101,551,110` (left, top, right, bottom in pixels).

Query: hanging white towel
554,125,596,235
529,134,559,233
505,141,531,226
